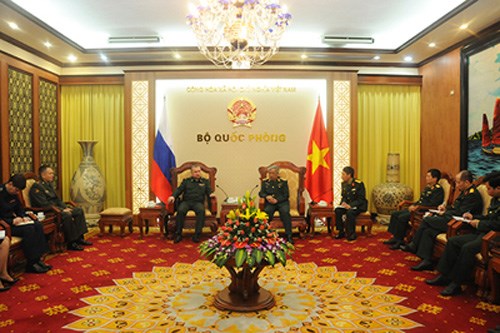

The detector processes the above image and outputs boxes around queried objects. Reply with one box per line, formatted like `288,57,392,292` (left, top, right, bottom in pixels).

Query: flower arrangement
199,191,294,268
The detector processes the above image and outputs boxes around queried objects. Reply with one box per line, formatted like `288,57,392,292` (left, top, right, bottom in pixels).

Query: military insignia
469,188,475,193
227,98,256,127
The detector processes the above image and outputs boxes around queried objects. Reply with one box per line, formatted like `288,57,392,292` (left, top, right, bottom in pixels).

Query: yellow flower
240,208,253,220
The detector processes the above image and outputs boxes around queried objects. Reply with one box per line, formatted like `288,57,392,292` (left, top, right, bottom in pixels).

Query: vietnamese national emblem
227,98,256,127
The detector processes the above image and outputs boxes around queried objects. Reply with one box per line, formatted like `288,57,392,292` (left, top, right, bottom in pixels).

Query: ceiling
0,0,498,72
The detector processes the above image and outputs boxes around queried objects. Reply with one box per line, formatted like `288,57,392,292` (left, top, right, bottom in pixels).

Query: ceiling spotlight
8,21,19,30
100,54,108,62
373,55,380,60
428,42,436,48
67,54,77,62
459,23,469,30
404,56,413,62
301,54,308,59
174,53,182,59
43,41,52,48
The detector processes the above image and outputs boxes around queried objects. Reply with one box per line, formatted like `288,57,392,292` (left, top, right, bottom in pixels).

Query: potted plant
199,191,294,311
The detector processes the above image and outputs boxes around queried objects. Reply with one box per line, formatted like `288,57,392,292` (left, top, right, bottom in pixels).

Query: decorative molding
358,75,422,86
130,81,150,214
59,75,124,85
333,80,351,199
39,79,59,184
8,67,33,174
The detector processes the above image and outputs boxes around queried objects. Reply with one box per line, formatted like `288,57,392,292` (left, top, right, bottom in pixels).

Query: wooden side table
308,204,334,237
220,203,239,225
138,205,167,238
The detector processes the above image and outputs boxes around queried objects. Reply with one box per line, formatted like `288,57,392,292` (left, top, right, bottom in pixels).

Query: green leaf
235,249,247,267
205,247,217,257
265,251,275,266
247,254,255,267
200,247,214,256
253,249,263,264
214,255,229,268
275,249,286,265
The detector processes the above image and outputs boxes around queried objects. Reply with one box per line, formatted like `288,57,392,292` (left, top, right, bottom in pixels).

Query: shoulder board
469,188,475,193
355,180,362,183
435,184,441,188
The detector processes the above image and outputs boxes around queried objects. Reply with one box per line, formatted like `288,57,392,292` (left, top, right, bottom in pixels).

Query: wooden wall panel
419,48,461,187
0,52,59,182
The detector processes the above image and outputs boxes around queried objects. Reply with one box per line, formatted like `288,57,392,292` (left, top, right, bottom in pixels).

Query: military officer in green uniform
168,164,214,244
335,166,368,241
403,170,483,271
29,165,91,251
425,171,500,296
259,165,294,244
0,174,51,273
384,168,444,250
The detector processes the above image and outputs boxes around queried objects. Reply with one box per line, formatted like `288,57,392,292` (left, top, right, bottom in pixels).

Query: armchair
404,173,455,243
0,219,24,276
18,172,59,252
483,231,500,303
258,161,308,238
166,161,219,237
433,180,491,259
440,182,495,299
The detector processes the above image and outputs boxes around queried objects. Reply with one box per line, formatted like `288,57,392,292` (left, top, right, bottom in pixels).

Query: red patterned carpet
0,226,498,332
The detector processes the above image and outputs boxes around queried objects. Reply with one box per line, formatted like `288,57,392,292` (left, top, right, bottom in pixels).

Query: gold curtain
60,85,125,208
357,85,421,212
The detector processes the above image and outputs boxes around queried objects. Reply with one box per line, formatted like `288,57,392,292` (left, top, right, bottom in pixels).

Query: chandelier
187,0,292,69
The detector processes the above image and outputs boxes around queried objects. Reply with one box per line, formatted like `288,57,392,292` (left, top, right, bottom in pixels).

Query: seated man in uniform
167,164,214,244
425,171,500,296
0,174,51,273
334,166,368,241
384,168,444,250
259,165,294,244
29,165,91,251
402,170,483,271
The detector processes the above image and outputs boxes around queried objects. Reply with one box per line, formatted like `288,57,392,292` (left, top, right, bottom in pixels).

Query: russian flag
151,98,176,203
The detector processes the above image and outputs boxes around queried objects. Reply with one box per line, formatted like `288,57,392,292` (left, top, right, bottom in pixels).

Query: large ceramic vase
371,153,413,224
70,141,106,223
213,258,275,312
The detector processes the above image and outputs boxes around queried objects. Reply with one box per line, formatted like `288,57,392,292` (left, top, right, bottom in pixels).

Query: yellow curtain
357,85,421,212
60,85,125,208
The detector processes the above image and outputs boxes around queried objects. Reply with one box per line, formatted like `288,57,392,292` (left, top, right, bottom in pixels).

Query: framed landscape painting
460,32,500,178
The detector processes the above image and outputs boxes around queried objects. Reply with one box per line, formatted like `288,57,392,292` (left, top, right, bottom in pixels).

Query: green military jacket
339,178,368,211
446,185,483,217
29,180,66,209
415,183,444,206
259,178,289,204
477,196,500,232
172,177,212,203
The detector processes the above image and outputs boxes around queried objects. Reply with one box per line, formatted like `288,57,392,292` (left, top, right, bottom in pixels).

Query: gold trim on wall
131,81,150,214
333,80,351,200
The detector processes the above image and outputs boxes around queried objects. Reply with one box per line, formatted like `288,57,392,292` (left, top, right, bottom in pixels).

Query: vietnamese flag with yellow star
305,101,333,203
